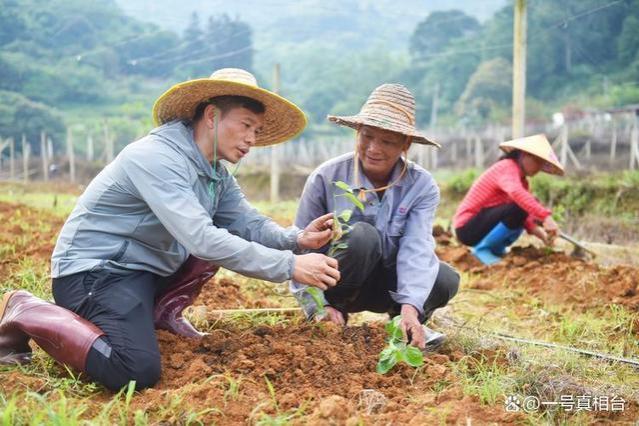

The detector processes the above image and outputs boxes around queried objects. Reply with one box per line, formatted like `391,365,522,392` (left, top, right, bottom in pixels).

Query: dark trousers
324,222,460,323
455,203,528,247
52,267,168,391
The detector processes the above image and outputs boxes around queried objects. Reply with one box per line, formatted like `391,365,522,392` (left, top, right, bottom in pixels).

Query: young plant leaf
306,287,326,317
338,209,352,222
376,354,398,374
386,316,404,342
404,345,425,367
341,192,365,212
333,181,354,193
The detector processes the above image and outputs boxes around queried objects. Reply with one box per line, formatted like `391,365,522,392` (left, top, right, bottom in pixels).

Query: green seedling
376,316,424,374
328,181,364,257
306,287,326,317
306,181,365,317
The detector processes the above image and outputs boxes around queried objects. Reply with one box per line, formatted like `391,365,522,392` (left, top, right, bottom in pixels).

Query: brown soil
145,325,523,425
1,205,638,424
434,227,639,313
0,202,64,277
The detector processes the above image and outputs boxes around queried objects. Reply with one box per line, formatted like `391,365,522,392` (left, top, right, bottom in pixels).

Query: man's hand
399,304,425,349
297,213,334,250
293,253,340,290
322,306,345,326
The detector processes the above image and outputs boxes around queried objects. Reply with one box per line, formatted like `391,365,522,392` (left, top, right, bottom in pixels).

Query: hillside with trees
1,0,638,150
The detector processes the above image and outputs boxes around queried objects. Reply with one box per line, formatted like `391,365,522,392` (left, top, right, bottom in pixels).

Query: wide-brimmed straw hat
152,68,307,147
500,134,565,175
327,83,439,147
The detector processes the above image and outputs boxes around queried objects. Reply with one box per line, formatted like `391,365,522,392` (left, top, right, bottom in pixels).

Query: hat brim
327,114,440,148
153,79,307,147
499,145,565,176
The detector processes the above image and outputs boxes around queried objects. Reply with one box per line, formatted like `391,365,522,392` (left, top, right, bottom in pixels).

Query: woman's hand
542,216,559,244
399,304,425,349
531,225,550,245
322,306,346,326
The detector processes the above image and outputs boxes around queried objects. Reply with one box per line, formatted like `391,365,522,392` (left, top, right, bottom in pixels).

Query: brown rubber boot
0,290,104,372
153,256,219,339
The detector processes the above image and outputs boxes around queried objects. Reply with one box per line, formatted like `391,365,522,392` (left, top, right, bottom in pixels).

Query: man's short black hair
192,95,265,122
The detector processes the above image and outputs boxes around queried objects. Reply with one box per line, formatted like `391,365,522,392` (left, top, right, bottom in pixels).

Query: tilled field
1,201,638,424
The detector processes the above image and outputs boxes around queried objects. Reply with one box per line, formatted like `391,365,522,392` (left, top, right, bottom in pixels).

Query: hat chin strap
353,127,410,202
207,109,242,203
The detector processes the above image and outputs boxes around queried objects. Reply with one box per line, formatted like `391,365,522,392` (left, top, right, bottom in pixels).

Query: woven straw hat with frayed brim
327,83,440,147
499,134,565,176
152,68,307,147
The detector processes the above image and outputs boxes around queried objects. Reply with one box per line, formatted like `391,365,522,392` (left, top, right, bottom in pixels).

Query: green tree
456,58,512,122
0,91,65,149
410,10,480,64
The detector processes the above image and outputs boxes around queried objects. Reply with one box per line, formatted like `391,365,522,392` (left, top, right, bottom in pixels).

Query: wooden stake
22,135,30,184
87,133,94,161
9,137,15,180
0,139,7,174
474,136,484,168
610,123,617,164
40,131,48,181
630,116,639,170
67,127,75,182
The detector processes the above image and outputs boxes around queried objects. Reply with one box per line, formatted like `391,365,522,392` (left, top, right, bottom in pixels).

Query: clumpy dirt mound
196,277,253,309
196,277,282,310
438,243,639,311
149,324,522,424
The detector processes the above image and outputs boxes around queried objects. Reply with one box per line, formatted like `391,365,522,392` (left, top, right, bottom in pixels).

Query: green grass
0,183,79,217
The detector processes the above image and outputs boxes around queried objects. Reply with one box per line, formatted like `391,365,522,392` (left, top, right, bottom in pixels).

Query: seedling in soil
376,316,424,374
306,287,327,318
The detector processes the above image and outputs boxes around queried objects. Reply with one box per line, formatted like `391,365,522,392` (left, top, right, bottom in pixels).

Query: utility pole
270,63,281,203
512,0,527,139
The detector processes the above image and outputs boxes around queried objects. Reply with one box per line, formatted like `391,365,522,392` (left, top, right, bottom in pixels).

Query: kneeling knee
439,263,460,300
100,352,162,391
345,222,380,255
130,355,161,390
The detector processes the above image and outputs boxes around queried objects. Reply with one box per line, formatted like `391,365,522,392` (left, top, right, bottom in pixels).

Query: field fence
1,112,638,184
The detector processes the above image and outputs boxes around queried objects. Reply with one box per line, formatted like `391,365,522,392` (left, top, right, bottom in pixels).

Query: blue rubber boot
472,223,523,265
492,227,524,256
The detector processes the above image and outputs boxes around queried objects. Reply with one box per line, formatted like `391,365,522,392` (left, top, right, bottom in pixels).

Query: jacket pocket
112,240,129,262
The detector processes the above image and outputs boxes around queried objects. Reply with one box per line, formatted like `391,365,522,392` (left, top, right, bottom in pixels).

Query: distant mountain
114,0,507,52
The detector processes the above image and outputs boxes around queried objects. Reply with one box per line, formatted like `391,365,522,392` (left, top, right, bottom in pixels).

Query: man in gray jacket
0,68,340,390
